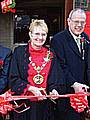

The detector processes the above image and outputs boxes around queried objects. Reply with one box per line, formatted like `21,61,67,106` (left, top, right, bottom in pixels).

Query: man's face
68,12,86,36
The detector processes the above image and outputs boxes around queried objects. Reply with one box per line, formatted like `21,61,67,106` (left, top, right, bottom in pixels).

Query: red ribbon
2,5,16,13
0,91,90,114
70,95,88,112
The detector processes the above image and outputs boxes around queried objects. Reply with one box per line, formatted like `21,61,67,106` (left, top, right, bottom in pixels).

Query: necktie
76,37,85,60
76,37,81,52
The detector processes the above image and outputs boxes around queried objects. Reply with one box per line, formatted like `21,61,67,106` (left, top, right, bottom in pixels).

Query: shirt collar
69,28,81,41
29,43,44,53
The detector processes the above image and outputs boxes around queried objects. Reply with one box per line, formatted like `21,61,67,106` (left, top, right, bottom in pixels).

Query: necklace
29,50,51,84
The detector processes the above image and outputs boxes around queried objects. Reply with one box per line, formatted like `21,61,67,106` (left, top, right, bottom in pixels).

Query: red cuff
23,84,31,95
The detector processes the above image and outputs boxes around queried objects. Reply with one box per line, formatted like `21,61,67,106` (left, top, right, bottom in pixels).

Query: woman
9,19,62,120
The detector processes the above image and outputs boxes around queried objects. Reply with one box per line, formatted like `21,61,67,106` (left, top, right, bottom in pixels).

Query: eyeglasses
32,32,47,37
70,19,86,26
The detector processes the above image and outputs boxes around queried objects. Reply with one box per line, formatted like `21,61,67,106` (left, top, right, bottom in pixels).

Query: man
51,8,90,120
0,45,12,93
0,45,12,119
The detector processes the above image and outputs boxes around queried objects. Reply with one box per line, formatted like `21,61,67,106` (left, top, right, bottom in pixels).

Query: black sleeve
87,44,90,85
51,35,76,87
9,47,28,95
0,49,12,94
47,50,66,94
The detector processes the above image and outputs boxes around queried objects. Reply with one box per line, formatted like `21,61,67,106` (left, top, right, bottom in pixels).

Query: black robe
9,44,65,120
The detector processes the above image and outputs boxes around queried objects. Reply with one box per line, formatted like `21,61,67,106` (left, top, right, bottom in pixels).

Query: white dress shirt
69,29,81,52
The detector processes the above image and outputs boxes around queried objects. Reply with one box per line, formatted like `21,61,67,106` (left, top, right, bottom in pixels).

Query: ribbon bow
70,93,89,112
1,0,16,13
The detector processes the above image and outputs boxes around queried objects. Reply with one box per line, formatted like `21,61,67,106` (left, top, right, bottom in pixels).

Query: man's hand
70,82,89,112
71,82,89,93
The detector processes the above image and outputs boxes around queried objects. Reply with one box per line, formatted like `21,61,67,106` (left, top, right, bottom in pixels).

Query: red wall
84,11,90,39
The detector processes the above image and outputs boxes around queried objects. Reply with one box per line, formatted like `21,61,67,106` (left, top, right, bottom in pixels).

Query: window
14,15,30,43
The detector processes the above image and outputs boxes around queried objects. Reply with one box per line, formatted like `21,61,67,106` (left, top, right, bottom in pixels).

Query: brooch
0,60,4,69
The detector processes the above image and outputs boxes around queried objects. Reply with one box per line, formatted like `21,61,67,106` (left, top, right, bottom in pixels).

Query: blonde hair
29,19,48,33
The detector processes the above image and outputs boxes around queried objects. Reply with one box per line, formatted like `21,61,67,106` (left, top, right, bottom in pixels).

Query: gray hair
68,8,86,20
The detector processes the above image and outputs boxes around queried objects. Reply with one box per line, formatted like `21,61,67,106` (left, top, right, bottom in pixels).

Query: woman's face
30,26,47,50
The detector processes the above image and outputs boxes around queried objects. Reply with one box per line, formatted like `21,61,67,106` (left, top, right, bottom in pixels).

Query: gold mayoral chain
29,50,51,84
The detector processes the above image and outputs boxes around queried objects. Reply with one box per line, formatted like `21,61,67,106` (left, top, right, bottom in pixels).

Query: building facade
0,0,90,49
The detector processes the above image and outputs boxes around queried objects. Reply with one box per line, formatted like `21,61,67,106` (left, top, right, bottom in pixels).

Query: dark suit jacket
51,29,89,93
0,45,12,94
9,44,65,95
87,44,90,85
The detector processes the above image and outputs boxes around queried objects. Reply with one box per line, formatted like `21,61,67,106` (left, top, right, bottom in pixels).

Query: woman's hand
49,89,59,99
28,86,46,100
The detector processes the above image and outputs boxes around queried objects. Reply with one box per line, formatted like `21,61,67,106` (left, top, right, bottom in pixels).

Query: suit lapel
66,30,81,57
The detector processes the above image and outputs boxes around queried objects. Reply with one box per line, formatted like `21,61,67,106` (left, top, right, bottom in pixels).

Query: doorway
14,6,64,44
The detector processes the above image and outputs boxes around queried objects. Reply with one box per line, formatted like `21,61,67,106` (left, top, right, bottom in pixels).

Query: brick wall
0,12,14,49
